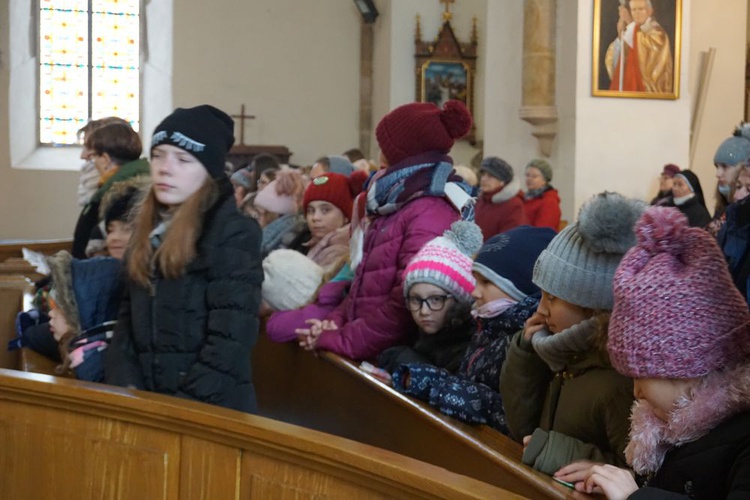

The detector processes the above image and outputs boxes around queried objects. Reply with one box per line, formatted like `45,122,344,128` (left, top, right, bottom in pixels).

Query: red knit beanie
303,172,354,220
375,100,472,166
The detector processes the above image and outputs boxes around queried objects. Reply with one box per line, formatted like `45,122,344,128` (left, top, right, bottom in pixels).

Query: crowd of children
13,98,750,498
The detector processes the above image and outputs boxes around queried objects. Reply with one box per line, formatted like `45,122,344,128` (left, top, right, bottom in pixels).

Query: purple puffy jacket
317,196,459,360
265,280,349,343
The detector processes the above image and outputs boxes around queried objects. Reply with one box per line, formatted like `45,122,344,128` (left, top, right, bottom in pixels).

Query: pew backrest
253,334,590,499
0,368,519,499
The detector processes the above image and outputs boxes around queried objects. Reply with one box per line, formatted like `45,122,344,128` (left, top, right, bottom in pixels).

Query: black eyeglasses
405,294,453,312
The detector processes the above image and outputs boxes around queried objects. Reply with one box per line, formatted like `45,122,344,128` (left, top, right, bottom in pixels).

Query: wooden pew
253,334,589,500
0,240,588,498
0,369,518,499
0,238,72,263
0,275,35,371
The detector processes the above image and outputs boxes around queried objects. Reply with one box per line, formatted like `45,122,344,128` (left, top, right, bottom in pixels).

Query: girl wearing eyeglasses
378,221,481,373
390,225,555,433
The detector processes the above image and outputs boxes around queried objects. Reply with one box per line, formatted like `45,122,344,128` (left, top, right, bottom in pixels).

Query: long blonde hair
128,178,219,288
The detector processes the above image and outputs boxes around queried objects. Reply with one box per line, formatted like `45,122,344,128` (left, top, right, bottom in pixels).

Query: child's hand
523,311,546,341
295,319,338,351
554,460,604,485
578,464,638,498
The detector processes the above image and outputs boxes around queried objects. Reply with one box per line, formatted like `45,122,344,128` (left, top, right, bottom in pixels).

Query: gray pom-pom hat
403,220,483,305
532,192,646,310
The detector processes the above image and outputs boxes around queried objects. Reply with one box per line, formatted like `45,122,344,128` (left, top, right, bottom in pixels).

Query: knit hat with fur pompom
262,249,325,311
532,192,646,310
403,220,483,305
714,122,750,166
608,207,750,378
376,100,472,166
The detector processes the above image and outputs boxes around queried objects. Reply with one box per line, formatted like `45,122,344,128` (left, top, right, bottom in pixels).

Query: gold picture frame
415,16,478,143
592,0,682,99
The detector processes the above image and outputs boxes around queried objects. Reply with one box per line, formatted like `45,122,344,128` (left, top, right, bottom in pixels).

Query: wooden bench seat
0,239,590,498
0,368,517,499
253,333,589,499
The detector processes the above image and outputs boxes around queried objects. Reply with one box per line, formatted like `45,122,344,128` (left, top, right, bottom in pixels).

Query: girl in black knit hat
105,105,264,414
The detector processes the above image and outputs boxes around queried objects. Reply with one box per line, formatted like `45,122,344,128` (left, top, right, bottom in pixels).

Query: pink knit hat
254,169,304,216
608,207,750,379
403,220,483,305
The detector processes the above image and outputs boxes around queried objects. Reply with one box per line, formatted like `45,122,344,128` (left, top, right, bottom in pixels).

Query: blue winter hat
326,155,356,177
472,226,556,301
714,123,750,166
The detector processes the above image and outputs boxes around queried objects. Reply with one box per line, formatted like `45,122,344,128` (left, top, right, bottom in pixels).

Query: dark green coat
499,329,633,475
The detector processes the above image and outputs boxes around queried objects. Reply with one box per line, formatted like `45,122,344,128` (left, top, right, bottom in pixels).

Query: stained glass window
39,0,139,145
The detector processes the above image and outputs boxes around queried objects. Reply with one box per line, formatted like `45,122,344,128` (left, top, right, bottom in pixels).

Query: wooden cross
231,104,256,146
440,0,455,21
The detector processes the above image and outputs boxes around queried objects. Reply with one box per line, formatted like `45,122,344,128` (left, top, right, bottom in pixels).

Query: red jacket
523,187,561,231
475,179,528,241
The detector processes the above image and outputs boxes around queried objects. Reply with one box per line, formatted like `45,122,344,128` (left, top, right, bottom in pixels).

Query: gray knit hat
532,192,646,310
526,159,553,182
480,156,514,184
714,123,750,166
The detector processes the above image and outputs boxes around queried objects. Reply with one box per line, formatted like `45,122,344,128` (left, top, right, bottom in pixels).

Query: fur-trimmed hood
490,178,522,204
98,174,151,222
46,250,123,335
47,251,80,333
626,362,750,475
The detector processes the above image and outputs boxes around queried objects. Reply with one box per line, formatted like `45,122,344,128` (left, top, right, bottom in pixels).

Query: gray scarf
530,317,599,372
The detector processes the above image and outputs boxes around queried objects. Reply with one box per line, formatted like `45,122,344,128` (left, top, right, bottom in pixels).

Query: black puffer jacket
105,189,263,413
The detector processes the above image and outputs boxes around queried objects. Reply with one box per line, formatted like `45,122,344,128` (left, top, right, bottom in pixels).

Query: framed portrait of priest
592,0,682,99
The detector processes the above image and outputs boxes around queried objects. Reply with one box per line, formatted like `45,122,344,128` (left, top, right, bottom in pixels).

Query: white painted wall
482,1,541,199
688,0,747,214
571,0,693,217
172,0,362,167
1,0,748,239
371,0,486,167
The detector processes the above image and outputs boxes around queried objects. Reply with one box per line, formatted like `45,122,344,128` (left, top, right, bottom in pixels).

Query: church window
39,0,140,145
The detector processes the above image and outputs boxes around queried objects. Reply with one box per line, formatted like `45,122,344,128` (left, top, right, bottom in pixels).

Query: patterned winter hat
151,105,235,179
262,249,325,311
473,226,556,301
403,220,483,305
376,100,472,166
532,192,646,310
714,123,750,166
608,207,750,379
303,173,355,220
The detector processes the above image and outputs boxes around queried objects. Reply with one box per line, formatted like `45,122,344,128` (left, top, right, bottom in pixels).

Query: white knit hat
262,250,325,311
